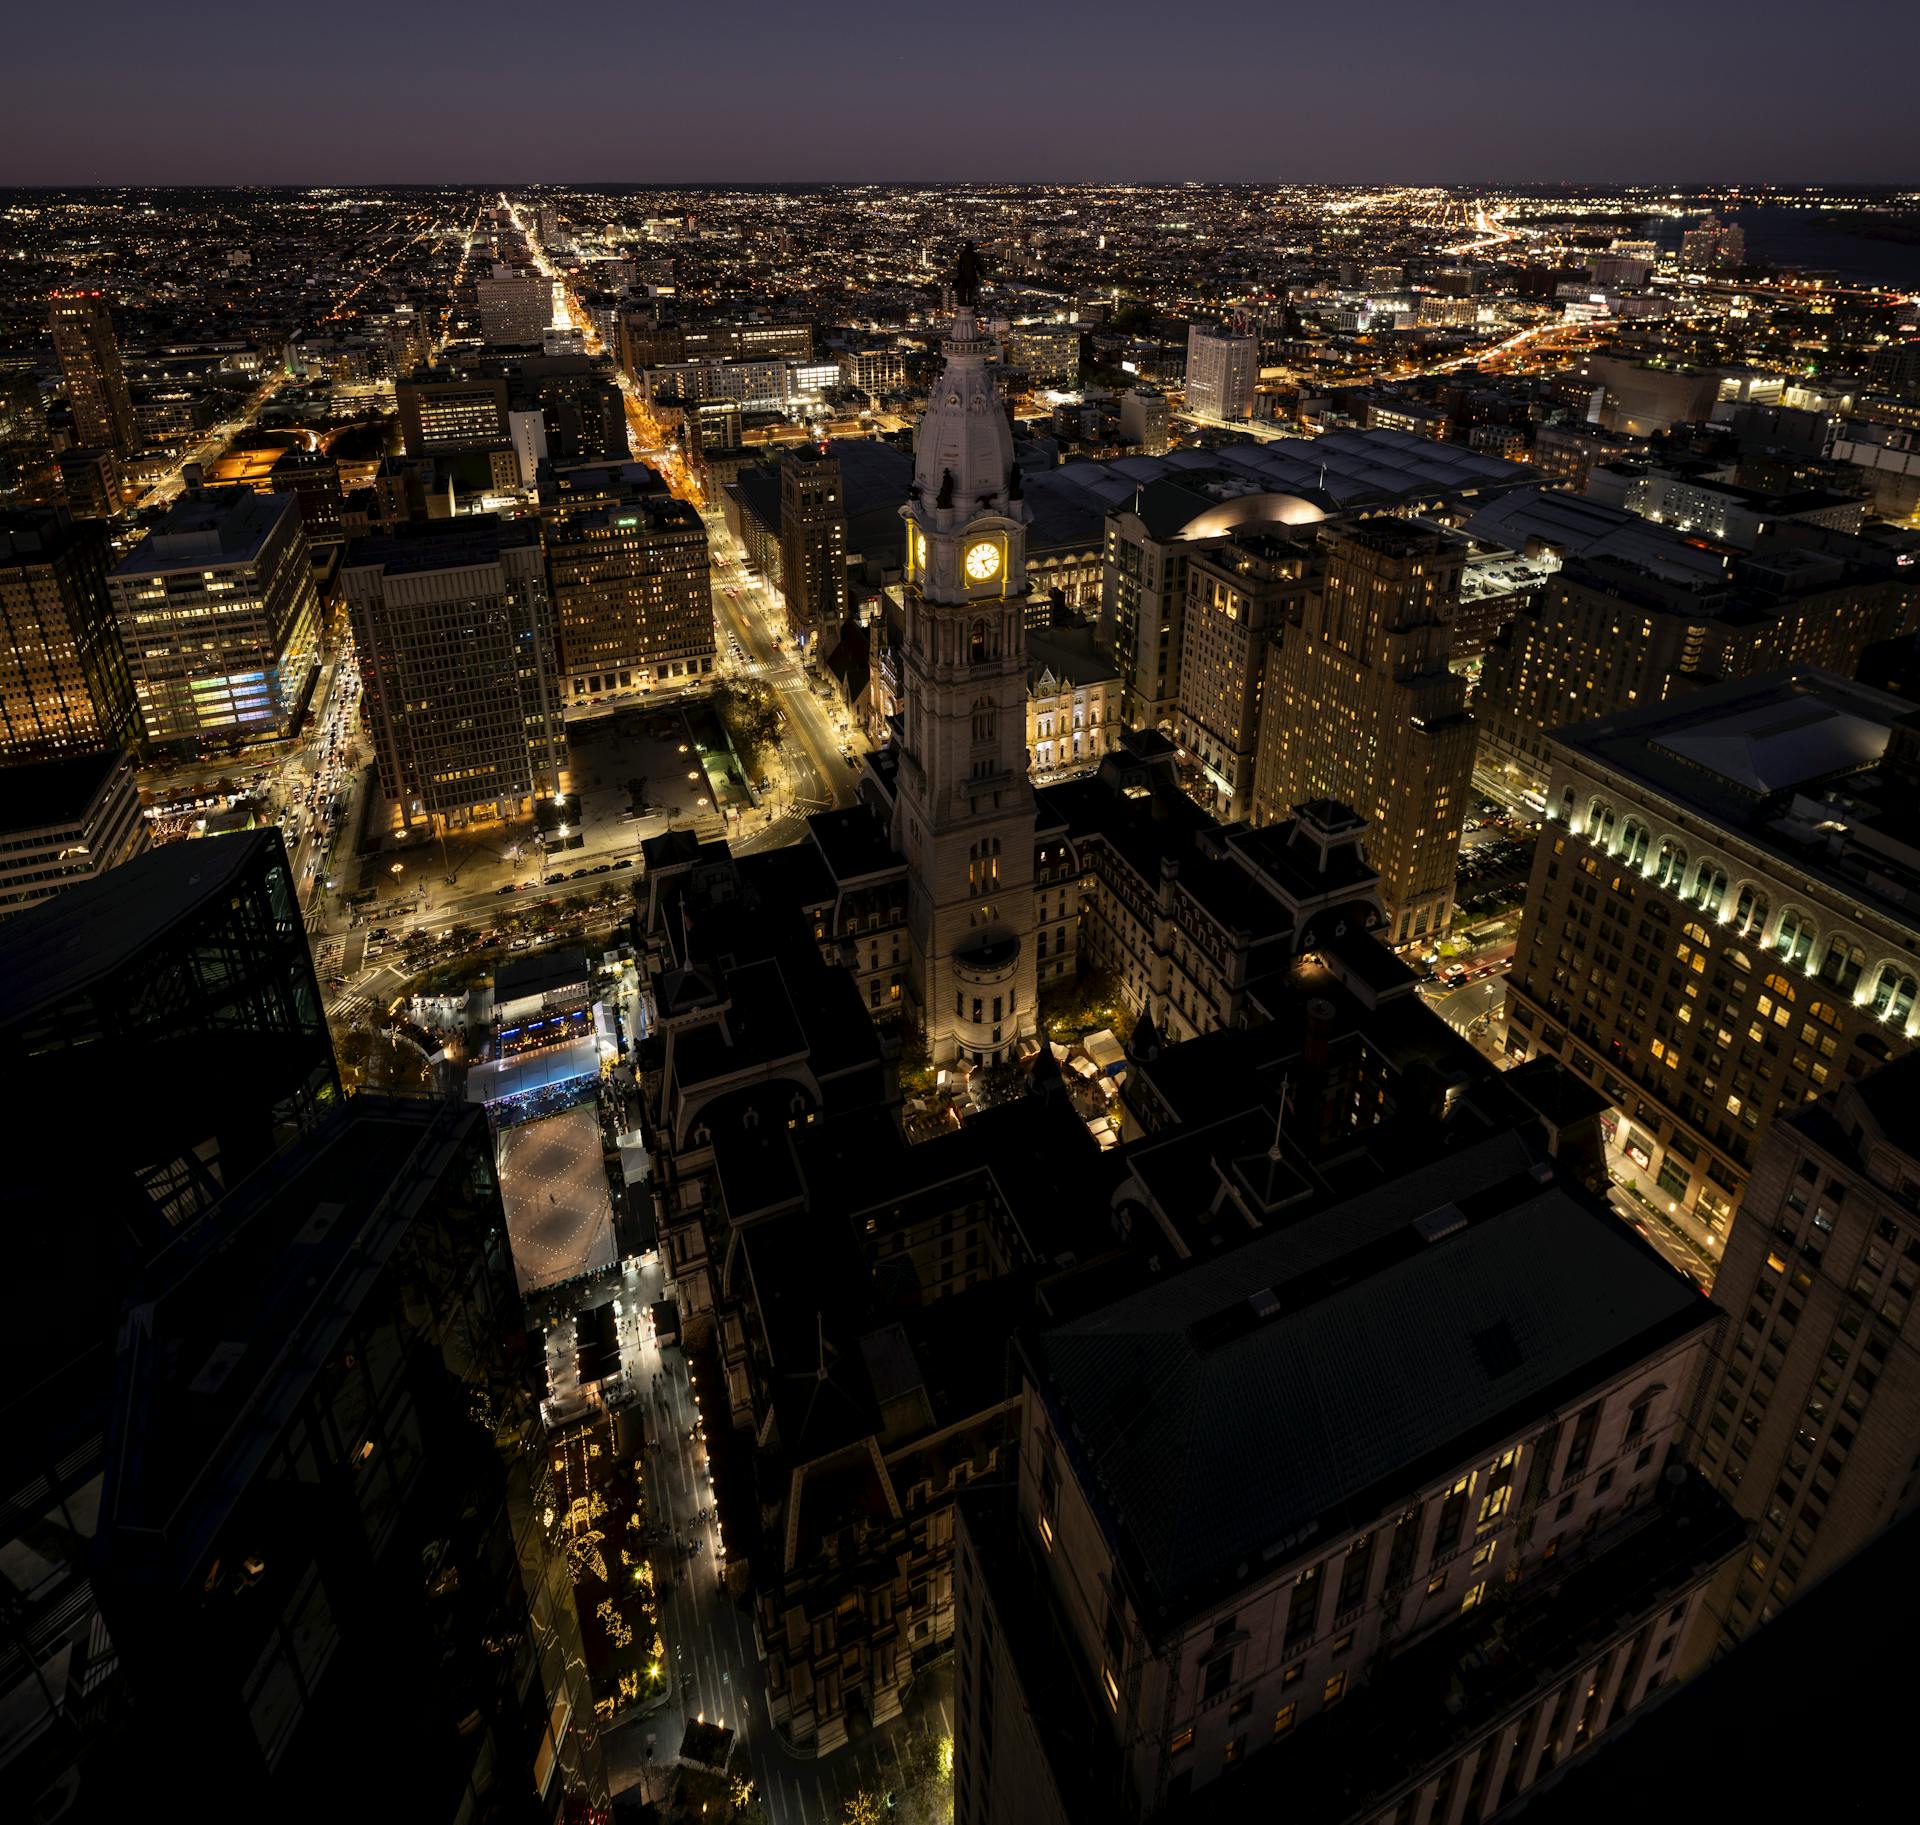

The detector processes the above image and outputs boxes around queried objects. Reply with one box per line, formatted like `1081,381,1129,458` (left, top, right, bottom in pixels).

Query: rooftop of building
1037,1130,1711,1619
0,747,130,835
1064,428,1529,532
0,504,101,564
806,804,904,885
340,511,540,576
1460,485,1729,585
536,456,672,508
0,828,280,1026
493,943,590,1006
729,1090,1130,1473
112,489,294,577
1028,623,1122,690
1553,667,1920,932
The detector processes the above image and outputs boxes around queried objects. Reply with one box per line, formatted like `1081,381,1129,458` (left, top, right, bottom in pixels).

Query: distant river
1723,207,1920,290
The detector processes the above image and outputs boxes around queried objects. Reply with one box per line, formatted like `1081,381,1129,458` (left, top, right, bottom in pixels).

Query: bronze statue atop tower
954,242,983,307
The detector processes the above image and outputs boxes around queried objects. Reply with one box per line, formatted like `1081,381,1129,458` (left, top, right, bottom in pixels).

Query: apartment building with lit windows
1184,319,1257,422
1503,670,1920,1255
474,267,554,346
1477,550,1915,796
1252,521,1474,948
107,490,321,745
777,443,847,641
343,516,566,833
1687,1051,1920,1661
48,290,137,452
1027,625,1121,779
951,1130,1739,1825
538,458,714,704
396,370,512,455
1176,531,1316,822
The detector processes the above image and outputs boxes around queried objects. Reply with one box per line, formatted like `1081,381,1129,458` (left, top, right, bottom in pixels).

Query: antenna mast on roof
1267,1073,1291,1163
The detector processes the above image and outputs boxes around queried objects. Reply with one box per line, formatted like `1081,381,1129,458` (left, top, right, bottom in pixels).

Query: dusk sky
6,0,1917,186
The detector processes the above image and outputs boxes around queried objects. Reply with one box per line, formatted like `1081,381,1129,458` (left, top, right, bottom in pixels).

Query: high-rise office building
839,347,908,396
1185,319,1258,422
0,827,342,1819
475,267,554,346
1687,1051,1920,1659
892,249,1038,1068
1118,386,1171,455
108,490,322,745
0,826,339,1228
266,447,346,545
58,444,123,519
396,371,513,455
511,354,627,466
1101,480,1219,730
1175,531,1316,822
539,458,714,704
1503,669,1920,1258
951,1127,1738,1825
343,516,566,833
0,746,147,919
1252,521,1474,947
777,443,848,643
95,1094,609,1816
1476,549,1915,796
48,290,138,453
0,506,138,759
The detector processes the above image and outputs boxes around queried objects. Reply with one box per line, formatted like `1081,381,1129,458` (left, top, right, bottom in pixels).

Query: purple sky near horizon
4,1,1916,187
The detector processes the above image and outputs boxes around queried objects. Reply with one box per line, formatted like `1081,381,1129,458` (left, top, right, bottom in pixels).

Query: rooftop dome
1175,490,1327,541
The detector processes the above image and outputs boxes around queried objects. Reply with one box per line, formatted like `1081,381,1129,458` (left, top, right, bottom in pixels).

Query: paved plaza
498,1101,616,1293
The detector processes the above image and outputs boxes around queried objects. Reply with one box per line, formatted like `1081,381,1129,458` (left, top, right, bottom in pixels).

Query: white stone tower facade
893,247,1039,1068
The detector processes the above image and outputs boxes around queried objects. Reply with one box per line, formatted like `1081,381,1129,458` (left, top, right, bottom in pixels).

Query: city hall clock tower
893,245,1038,1069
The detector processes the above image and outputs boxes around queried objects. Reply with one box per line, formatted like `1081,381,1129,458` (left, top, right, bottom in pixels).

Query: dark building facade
0,828,341,1820
96,1096,609,1819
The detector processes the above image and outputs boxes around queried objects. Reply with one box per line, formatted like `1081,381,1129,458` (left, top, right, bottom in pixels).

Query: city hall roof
1041,427,1529,539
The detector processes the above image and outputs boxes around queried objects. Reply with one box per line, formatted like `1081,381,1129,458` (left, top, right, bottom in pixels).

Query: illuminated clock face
964,540,1002,583
912,529,927,572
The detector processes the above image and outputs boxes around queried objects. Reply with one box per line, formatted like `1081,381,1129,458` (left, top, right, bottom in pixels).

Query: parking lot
1454,800,1538,922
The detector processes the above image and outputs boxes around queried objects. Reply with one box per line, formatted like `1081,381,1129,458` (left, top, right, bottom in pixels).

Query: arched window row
1566,795,1917,1027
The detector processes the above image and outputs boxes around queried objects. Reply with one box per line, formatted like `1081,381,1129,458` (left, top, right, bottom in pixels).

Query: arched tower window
967,837,1002,896
970,619,991,664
